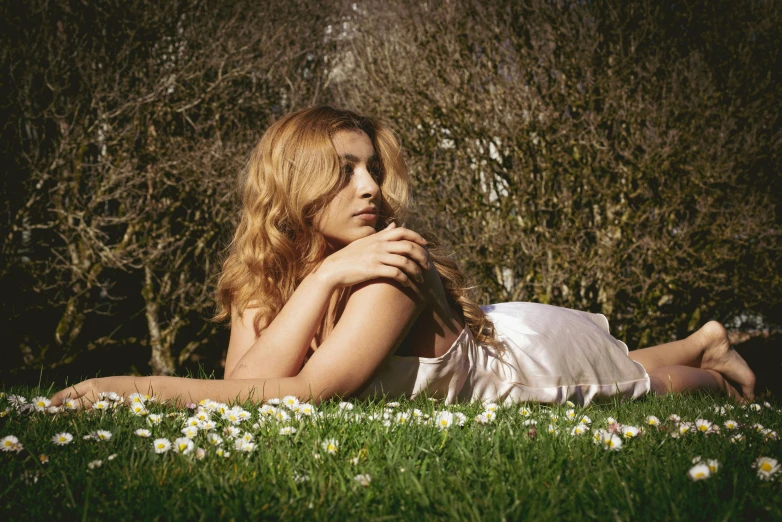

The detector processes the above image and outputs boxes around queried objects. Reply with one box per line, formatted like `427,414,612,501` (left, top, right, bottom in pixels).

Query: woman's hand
50,378,102,409
317,222,431,290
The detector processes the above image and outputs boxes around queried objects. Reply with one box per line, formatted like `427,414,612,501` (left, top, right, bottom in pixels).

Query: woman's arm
224,270,335,379
226,224,430,380
50,278,424,407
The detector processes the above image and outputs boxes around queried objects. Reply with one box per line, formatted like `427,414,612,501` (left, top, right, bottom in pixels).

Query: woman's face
316,129,383,251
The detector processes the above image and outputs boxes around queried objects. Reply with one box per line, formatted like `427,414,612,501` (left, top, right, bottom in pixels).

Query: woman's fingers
384,241,430,270
381,226,428,246
381,254,424,283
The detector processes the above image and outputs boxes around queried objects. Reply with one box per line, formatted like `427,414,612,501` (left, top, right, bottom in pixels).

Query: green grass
0,386,780,521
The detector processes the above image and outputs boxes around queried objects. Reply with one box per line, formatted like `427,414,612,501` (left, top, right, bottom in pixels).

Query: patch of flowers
0,390,780,494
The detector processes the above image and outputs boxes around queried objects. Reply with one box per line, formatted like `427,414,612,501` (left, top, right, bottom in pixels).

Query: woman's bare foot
698,321,756,402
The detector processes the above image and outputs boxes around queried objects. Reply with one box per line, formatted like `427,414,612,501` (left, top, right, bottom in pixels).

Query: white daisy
153,438,171,453
322,438,339,454
94,430,112,441
173,437,194,455
147,414,163,426
453,412,467,426
52,432,73,445
181,426,199,439
749,403,761,411
386,401,400,408
128,393,147,404
668,414,681,423
224,426,241,438
518,407,532,416
258,405,277,416
565,409,576,420
216,448,230,458
522,419,537,426
694,419,712,433
565,400,576,408
645,415,660,426
62,398,77,411
706,459,720,474
678,423,692,435
135,429,152,438
222,409,241,424
203,420,220,431
547,424,559,435
395,412,411,424
7,395,27,408
99,391,121,402
241,432,254,443
579,415,592,425
435,411,453,429
688,464,711,481
32,396,51,412
754,457,781,481
474,413,491,424
571,425,590,436
184,417,200,428
622,426,640,439
279,426,297,435
237,441,255,453
297,403,315,416
281,396,299,410
266,398,281,405
0,434,24,452
601,432,623,451
195,447,206,460
207,433,223,446
338,402,354,411
723,420,739,429
92,401,110,411
730,434,745,443
87,459,103,470
354,474,372,486
273,409,290,422
484,403,499,412
130,403,148,416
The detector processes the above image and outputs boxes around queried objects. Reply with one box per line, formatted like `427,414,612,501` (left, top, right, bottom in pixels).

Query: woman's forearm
228,270,336,379
100,374,316,407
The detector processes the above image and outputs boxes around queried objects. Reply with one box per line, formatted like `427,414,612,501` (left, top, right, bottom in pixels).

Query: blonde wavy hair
215,106,502,352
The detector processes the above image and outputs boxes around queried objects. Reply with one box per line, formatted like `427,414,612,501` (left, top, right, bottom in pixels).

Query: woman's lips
355,213,378,222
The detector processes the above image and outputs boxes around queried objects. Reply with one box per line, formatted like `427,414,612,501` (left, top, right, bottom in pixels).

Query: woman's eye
370,166,384,182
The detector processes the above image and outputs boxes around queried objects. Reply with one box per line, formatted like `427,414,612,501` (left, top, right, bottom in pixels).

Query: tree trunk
143,265,175,376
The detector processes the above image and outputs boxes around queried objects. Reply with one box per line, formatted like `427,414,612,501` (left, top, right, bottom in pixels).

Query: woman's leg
628,321,756,400
648,365,743,401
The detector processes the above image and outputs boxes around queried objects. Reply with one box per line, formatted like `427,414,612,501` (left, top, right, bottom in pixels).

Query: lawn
0,385,780,521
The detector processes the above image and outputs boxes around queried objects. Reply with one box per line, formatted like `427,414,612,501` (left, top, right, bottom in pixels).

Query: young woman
50,106,756,408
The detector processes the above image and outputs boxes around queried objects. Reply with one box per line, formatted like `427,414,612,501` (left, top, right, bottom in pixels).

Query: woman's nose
354,168,380,199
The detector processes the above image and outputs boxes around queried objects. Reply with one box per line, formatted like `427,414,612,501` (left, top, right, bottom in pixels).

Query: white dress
356,302,650,406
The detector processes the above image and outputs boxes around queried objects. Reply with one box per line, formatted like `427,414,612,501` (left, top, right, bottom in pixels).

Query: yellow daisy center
760,462,772,472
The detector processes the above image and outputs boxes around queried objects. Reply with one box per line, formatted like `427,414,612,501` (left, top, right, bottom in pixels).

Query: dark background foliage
1,0,779,392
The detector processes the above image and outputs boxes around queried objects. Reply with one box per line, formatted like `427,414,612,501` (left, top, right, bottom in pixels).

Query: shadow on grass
735,333,782,401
